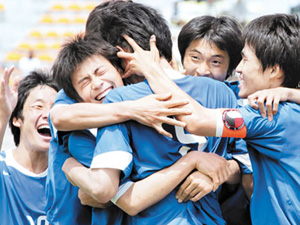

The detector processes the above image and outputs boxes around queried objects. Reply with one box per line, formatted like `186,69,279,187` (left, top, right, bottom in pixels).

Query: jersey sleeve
238,104,285,157
227,138,252,174
91,89,133,180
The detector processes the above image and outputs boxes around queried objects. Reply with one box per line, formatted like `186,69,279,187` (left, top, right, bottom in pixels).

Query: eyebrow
190,49,224,59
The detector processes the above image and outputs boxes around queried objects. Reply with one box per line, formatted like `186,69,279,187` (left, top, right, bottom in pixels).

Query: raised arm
118,35,221,137
0,67,19,150
51,93,191,138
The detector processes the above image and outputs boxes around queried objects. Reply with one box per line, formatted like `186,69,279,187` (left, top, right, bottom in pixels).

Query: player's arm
63,151,234,215
175,159,240,203
62,157,120,204
118,35,247,138
51,93,191,138
0,67,19,150
116,151,234,216
77,189,112,208
248,87,300,121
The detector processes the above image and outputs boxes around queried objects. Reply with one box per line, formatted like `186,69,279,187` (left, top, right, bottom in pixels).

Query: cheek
183,63,197,75
211,68,227,81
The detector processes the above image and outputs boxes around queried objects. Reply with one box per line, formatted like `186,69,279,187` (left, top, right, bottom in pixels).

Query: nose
91,76,103,90
195,62,211,77
236,60,242,74
41,107,51,120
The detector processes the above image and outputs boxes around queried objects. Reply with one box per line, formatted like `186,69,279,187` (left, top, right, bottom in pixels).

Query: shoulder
54,89,76,105
104,81,151,103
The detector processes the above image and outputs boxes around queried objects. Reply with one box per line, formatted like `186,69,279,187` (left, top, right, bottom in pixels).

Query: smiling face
236,44,277,98
13,85,57,152
72,54,124,103
182,39,230,81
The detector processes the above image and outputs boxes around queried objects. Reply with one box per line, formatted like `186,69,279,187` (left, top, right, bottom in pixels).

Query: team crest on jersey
222,109,244,130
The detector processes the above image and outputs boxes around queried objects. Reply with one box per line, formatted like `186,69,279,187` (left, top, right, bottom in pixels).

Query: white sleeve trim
88,128,97,138
111,181,134,204
233,153,253,172
90,151,132,170
215,109,224,137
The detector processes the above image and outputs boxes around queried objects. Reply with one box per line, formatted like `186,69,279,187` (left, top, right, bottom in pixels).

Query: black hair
243,14,300,88
178,15,243,78
85,1,173,62
51,34,122,102
9,70,59,146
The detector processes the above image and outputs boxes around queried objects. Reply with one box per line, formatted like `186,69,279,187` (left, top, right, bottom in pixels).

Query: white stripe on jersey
90,151,132,170
233,153,253,172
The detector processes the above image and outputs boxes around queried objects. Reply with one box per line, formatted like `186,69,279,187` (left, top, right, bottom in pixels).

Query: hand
188,151,231,191
175,171,214,203
78,189,112,208
117,34,162,79
131,92,191,138
247,88,288,121
0,66,19,119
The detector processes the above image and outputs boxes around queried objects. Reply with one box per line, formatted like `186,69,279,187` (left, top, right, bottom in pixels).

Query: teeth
38,125,49,129
95,88,112,101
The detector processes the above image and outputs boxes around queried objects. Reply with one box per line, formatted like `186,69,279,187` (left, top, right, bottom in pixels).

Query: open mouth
37,125,51,138
95,87,113,102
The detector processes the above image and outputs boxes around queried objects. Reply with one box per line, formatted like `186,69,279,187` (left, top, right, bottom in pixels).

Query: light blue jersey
239,103,300,224
0,149,48,225
46,89,126,225
91,76,238,225
46,90,92,225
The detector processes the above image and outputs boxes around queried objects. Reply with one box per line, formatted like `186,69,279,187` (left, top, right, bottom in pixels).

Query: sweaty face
14,85,57,152
236,44,273,98
72,54,124,103
182,39,230,81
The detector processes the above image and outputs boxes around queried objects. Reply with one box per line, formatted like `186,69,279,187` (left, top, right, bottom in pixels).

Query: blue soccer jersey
239,102,300,224
91,75,238,224
69,129,128,225
46,90,92,225
0,149,48,225
46,89,126,225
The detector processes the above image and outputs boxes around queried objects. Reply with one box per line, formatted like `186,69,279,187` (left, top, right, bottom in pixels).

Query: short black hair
85,1,173,62
178,15,243,78
243,14,300,88
9,70,59,146
52,34,121,102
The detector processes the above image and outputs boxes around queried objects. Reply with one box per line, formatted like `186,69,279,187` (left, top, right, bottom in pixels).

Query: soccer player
46,35,190,225
121,13,300,224
0,67,58,224
177,15,251,224
62,1,242,224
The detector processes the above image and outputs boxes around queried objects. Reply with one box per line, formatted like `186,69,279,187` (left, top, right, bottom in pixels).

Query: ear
13,117,22,128
270,64,283,80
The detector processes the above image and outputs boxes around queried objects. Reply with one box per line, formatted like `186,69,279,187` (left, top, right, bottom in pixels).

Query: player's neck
13,145,48,174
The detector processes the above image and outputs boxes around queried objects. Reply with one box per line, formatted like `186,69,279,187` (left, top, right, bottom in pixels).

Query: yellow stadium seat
29,30,43,38
57,17,70,24
46,31,59,38
63,31,75,38
0,3,4,11
68,3,81,11
51,3,65,11
73,17,86,24
18,42,31,50
84,3,96,11
5,52,23,61
51,42,62,49
35,42,48,50
38,54,53,61
40,15,54,23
